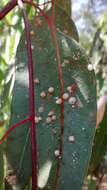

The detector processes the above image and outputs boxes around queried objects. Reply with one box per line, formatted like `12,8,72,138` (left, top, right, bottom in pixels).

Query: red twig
51,1,65,154
0,0,17,20
51,25,65,190
21,4,38,190
24,0,52,27
0,117,31,145
51,1,65,189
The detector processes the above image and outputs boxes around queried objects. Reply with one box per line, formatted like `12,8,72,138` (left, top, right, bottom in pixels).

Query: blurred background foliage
0,1,30,188
72,0,107,189
0,0,22,134
0,0,107,189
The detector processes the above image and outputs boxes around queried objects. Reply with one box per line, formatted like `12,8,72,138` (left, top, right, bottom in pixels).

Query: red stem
51,1,65,189
0,0,17,20
51,24,65,190
51,1,65,154
24,0,52,27
22,7,37,190
0,117,31,145
51,25,65,190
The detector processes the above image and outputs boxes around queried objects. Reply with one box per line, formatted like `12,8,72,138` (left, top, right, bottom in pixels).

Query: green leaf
6,6,96,190
88,178,98,190
0,145,4,189
56,0,71,17
89,105,107,174
50,5,79,42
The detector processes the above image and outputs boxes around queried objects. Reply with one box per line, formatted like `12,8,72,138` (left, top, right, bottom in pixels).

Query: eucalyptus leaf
6,5,96,190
